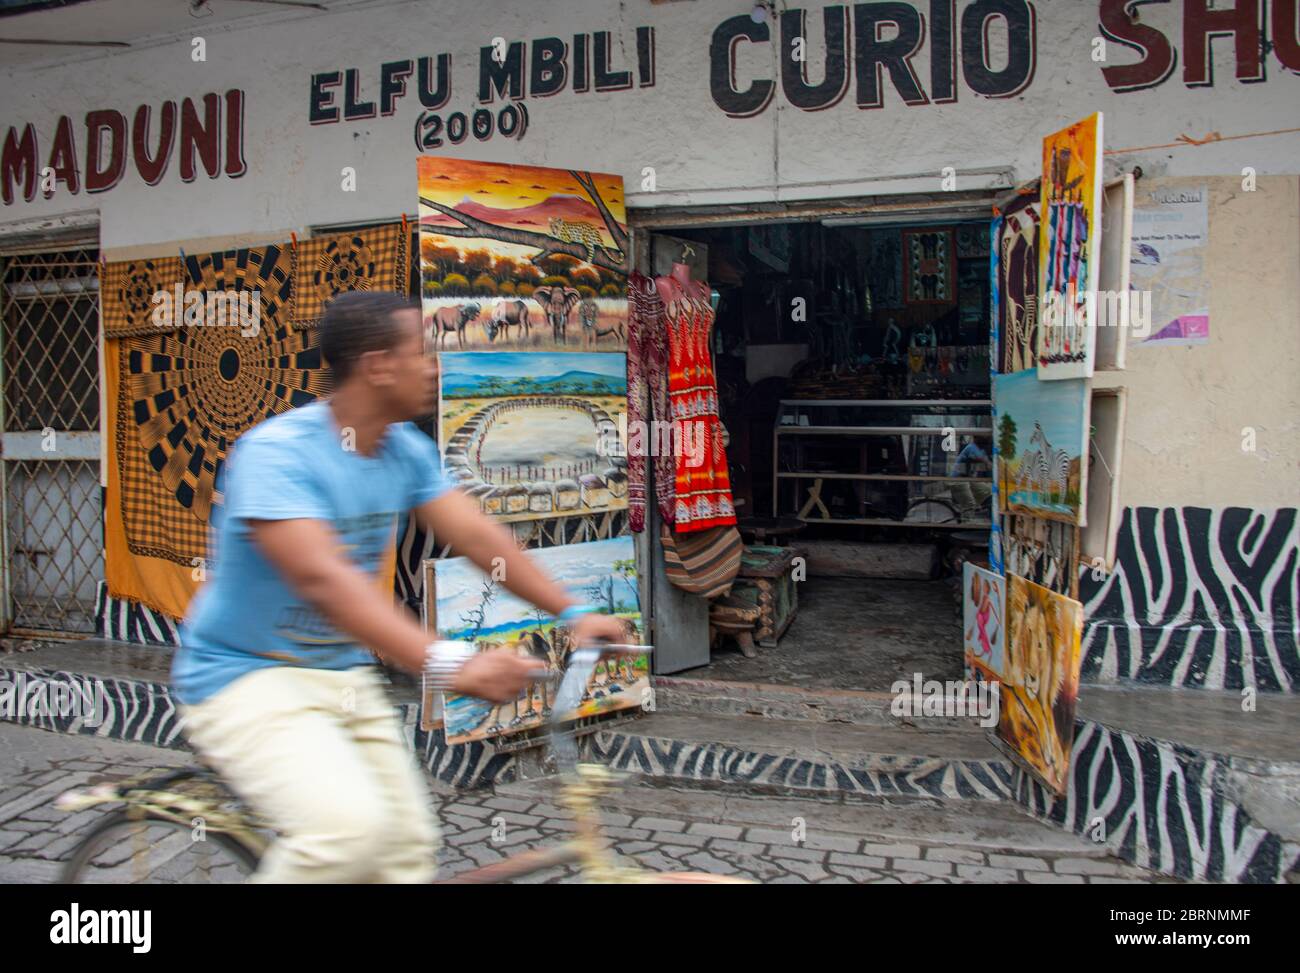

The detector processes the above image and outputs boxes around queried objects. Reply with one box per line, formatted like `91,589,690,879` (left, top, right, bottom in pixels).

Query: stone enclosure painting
430,537,646,744
418,157,629,352
438,352,628,523
996,574,1084,796
1035,112,1103,380
993,368,1090,526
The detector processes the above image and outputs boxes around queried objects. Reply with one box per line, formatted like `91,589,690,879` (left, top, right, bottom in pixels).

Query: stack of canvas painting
983,114,1105,795
418,157,637,743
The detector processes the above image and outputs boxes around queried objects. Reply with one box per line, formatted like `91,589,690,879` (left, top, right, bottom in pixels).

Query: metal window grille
2,247,102,633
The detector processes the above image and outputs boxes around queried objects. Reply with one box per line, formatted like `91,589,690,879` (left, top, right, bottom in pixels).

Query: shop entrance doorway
639,204,997,692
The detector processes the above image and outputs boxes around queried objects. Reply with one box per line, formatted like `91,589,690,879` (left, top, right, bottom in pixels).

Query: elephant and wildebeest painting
425,537,646,744
418,158,629,352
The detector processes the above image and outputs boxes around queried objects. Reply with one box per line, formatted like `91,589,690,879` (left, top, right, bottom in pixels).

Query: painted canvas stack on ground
418,157,637,744
983,113,1103,796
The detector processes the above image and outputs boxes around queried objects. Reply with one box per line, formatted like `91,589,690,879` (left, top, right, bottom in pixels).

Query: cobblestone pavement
0,723,1184,884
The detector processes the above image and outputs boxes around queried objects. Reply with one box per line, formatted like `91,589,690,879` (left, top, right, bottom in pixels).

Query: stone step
653,674,985,728
580,711,1015,802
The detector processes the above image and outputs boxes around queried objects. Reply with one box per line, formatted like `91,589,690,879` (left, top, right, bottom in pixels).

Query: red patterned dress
666,293,736,533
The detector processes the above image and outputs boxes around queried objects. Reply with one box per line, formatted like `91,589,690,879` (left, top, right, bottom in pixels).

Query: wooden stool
710,596,762,659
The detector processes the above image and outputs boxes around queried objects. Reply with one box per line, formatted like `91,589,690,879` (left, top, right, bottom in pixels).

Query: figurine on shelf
881,317,903,364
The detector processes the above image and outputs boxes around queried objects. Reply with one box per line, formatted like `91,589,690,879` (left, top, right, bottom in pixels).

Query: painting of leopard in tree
548,217,604,264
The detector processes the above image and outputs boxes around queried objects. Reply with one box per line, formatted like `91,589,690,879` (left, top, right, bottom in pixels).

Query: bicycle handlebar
547,642,652,774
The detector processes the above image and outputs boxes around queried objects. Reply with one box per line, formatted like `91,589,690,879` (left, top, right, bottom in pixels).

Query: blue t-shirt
173,401,452,705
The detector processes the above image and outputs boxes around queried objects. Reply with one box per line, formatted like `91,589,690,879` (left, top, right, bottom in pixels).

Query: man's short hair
319,291,420,382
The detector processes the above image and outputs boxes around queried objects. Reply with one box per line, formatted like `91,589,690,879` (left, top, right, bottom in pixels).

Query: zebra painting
1017,422,1070,499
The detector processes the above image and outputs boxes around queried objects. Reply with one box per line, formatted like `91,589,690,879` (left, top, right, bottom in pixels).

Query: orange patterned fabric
666,295,736,533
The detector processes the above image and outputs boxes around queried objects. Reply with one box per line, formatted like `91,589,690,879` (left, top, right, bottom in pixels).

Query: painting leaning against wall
430,536,646,745
997,573,1084,796
994,190,1041,375
1002,513,1080,600
418,157,628,352
963,563,1005,681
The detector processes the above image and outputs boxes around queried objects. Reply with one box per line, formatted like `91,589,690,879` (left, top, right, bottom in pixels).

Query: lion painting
997,574,1083,794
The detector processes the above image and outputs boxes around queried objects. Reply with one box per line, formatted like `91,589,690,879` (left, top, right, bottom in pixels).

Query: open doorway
650,216,994,693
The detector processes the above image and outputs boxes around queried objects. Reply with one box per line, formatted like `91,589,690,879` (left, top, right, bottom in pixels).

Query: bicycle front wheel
61,810,260,884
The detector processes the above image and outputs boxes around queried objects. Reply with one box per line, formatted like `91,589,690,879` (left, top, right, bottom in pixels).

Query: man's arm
248,517,540,702
414,490,630,645
414,490,575,615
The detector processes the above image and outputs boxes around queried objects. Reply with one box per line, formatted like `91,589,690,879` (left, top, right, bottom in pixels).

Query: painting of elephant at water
438,351,628,524
992,368,1090,526
418,157,628,352
427,537,647,744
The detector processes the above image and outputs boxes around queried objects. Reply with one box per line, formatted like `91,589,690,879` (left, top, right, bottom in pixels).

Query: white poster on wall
1128,181,1210,346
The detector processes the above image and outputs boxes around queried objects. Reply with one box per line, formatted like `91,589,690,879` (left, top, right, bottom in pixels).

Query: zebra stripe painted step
0,659,519,791
581,713,1018,801
1014,720,1300,884
5,642,1297,882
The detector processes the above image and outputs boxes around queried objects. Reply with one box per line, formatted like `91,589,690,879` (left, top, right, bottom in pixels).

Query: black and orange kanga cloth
104,224,409,619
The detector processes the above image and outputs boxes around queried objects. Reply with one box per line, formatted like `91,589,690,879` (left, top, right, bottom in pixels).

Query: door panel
2,248,102,633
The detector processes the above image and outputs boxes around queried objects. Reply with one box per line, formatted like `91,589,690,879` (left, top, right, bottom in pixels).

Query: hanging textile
625,271,674,532
290,223,409,327
665,291,736,533
103,224,408,619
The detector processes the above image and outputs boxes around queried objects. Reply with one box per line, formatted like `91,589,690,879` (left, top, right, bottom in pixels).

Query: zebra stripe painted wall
0,661,518,790
585,726,1017,801
1014,719,1300,884
96,582,182,647
0,664,186,748
1079,507,1299,691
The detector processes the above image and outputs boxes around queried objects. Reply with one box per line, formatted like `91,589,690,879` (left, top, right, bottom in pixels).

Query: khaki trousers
180,665,438,883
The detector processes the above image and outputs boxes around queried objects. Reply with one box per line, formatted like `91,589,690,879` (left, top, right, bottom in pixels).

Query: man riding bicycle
172,291,626,883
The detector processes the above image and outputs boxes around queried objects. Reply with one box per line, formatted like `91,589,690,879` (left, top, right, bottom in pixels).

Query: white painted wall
2,0,1296,510
1,0,1297,249
1094,175,1300,511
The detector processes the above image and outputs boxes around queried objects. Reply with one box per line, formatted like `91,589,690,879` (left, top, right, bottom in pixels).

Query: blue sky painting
440,351,626,397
